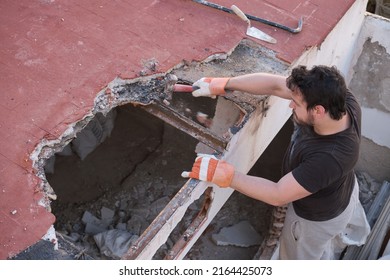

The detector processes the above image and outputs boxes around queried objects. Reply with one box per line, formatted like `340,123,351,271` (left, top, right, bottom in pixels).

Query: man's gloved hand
192,77,230,98
181,154,235,187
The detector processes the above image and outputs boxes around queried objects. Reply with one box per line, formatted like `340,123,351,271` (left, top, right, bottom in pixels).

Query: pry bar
192,0,303,34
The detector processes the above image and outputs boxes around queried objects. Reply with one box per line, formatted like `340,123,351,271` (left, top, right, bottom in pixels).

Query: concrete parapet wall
349,13,390,182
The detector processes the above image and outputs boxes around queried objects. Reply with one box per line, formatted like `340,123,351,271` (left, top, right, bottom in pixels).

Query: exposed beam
142,102,228,153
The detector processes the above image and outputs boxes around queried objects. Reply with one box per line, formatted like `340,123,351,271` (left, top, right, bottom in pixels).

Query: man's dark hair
286,65,347,120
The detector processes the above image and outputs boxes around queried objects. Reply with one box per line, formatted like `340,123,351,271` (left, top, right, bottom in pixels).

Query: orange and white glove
181,154,235,187
192,77,230,98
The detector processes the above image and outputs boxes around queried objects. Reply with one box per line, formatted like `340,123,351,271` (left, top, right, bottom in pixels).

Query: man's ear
313,105,326,116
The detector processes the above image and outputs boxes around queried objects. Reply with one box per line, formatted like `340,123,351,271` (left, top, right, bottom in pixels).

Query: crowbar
192,0,303,34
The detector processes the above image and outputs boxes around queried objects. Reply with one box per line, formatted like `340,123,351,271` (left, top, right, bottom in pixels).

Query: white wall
292,0,368,75
353,13,390,149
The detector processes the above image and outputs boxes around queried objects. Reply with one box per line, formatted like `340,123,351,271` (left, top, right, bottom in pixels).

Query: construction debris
343,180,390,260
94,229,138,259
212,220,262,247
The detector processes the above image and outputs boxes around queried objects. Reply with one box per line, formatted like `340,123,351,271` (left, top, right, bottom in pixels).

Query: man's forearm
230,171,311,207
230,171,286,206
226,73,292,99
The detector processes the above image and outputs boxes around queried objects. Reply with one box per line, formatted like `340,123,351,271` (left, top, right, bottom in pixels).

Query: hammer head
163,74,179,101
162,74,196,101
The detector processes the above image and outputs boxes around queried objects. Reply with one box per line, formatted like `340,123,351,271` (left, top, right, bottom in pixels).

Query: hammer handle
173,84,199,92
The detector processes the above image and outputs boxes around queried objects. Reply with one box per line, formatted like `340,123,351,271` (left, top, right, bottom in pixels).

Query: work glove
181,154,235,187
192,77,230,98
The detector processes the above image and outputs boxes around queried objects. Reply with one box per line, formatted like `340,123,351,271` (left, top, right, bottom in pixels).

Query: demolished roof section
0,0,356,259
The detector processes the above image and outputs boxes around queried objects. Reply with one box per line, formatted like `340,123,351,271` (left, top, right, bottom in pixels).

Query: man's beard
292,111,314,127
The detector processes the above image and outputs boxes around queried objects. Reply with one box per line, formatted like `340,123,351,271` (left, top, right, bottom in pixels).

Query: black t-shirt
282,92,361,221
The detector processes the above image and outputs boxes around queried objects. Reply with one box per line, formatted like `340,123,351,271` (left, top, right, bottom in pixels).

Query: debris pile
58,193,204,260
357,171,382,213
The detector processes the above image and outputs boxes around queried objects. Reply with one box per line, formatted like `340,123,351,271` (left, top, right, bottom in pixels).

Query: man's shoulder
346,90,361,136
346,90,360,109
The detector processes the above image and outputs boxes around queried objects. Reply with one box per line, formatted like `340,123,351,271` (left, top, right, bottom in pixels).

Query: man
181,65,370,259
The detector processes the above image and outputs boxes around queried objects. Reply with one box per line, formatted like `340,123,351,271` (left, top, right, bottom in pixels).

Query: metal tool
231,5,276,44
192,0,303,34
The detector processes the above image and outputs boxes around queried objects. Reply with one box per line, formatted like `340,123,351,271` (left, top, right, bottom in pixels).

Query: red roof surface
0,0,355,259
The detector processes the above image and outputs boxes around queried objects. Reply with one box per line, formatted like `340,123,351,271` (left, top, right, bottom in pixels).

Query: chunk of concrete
82,210,108,235
81,211,100,225
84,222,107,235
94,229,138,259
127,214,148,236
100,206,115,225
212,220,262,247
116,223,127,231
148,196,170,219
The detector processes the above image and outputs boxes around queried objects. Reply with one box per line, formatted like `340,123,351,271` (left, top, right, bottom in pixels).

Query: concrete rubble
78,206,140,259
212,220,262,247
94,229,138,259
357,172,384,213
